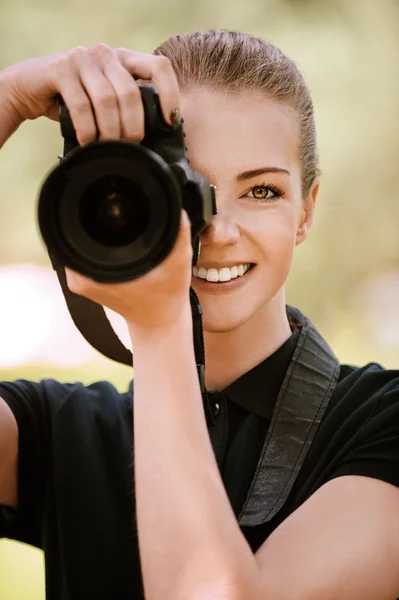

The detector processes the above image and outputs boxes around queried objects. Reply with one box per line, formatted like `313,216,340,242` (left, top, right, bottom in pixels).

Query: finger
52,63,98,144
115,49,180,125
65,267,81,294
171,210,192,265
181,209,191,230
68,47,121,140
43,100,62,122
65,267,96,295
102,60,144,142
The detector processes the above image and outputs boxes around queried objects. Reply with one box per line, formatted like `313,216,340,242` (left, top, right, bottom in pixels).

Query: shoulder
308,361,399,449
338,361,399,394
292,362,399,506
0,377,134,427
327,361,399,421
321,360,399,445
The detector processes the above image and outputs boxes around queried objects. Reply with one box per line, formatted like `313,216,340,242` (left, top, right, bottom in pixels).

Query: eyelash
243,183,284,203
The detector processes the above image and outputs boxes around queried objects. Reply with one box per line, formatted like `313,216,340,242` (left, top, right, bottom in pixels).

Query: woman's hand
65,210,193,331
1,42,180,142
1,43,192,330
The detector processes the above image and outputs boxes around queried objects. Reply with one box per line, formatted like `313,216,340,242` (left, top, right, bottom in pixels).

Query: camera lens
38,140,182,282
78,175,149,247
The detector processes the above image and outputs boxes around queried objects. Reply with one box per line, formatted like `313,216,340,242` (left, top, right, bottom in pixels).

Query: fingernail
170,108,182,127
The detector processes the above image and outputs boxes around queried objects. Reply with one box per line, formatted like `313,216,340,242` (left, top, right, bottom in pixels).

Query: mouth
192,263,256,289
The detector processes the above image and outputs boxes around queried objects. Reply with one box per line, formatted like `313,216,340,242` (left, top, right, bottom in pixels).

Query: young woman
1,30,399,600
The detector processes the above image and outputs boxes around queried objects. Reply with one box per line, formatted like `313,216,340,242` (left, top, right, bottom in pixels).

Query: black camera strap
51,259,216,425
53,262,341,527
52,261,133,365
189,287,217,426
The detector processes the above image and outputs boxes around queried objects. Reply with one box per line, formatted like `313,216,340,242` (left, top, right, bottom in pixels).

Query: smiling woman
178,88,314,376
0,29,399,600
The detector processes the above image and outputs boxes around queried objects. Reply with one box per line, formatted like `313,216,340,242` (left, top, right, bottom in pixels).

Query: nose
200,208,240,248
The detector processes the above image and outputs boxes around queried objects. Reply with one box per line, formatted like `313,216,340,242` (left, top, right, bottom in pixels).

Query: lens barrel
38,140,182,283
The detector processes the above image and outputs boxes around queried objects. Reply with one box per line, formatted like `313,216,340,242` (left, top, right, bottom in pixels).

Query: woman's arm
129,309,261,600
255,475,399,599
129,301,399,600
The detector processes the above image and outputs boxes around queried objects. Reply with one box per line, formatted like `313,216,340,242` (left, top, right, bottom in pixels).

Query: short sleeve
327,385,399,489
0,377,134,550
0,379,53,547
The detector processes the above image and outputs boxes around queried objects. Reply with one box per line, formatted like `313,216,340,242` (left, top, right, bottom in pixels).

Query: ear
296,177,320,246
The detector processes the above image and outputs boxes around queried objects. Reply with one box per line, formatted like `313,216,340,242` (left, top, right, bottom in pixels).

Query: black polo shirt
1,325,399,599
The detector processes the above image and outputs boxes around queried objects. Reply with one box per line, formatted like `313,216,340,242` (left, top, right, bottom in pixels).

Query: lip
191,264,256,292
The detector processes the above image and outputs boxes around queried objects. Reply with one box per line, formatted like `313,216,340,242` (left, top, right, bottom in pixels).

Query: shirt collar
222,326,301,419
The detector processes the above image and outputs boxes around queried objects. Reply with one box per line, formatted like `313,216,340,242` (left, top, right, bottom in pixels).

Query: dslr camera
37,85,217,283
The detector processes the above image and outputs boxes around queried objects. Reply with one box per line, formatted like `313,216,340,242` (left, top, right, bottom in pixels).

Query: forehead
180,89,299,175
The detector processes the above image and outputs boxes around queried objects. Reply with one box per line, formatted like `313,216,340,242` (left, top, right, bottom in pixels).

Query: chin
202,317,240,334
201,304,258,334
196,282,287,335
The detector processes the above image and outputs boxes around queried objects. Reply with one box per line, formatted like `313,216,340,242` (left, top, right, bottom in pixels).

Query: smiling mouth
192,263,255,283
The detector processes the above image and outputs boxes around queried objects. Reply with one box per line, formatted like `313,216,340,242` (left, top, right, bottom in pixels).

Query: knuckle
154,54,172,71
47,53,71,79
119,86,140,105
69,98,91,114
47,54,65,69
88,42,114,57
65,46,89,69
67,45,87,60
97,92,117,110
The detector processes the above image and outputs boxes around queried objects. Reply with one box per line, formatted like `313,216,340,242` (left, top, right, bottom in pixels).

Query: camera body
38,85,217,283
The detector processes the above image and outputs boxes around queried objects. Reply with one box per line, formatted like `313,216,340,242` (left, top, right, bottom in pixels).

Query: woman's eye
246,185,282,202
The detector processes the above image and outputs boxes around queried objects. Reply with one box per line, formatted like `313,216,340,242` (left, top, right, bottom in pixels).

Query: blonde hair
154,30,319,197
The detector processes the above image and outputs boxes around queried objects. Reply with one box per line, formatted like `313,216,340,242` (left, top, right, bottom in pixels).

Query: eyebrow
236,167,291,182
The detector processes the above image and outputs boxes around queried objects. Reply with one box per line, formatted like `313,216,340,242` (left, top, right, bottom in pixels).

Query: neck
203,290,292,391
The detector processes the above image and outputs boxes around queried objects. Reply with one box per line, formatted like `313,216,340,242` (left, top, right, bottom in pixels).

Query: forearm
128,307,260,600
0,70,23,149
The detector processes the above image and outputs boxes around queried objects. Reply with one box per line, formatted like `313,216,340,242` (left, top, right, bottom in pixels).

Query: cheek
251,208,298,265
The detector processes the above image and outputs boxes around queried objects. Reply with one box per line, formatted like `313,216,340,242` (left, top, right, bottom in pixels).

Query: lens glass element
78,175,149,247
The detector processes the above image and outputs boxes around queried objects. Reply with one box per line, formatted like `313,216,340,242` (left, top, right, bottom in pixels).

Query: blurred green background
0,0,398,597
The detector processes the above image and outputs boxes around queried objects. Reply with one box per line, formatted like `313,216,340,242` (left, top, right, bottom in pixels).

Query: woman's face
180,89,318,333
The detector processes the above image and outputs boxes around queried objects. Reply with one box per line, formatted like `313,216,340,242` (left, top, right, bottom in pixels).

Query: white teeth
206,268,219,282
230,266,238,279
219,268,231,282
193,263,252,283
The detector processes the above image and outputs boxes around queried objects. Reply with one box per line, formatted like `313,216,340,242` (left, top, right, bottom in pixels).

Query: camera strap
189,287,217,426
237,306,340,525
53,263,340,526
51,260,216,425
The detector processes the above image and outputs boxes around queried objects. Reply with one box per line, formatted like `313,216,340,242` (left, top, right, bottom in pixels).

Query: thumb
169,209,192,263
181,209,191,229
